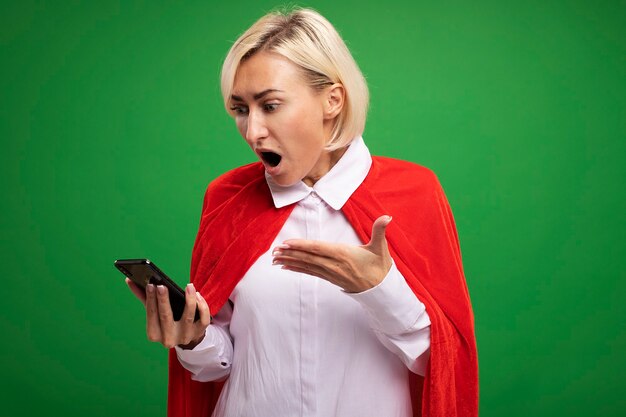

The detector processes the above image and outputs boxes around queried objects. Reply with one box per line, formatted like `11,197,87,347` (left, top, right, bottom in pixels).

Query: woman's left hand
272,215,393,293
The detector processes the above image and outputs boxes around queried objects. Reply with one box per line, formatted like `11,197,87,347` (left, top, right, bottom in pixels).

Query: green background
1,0,624,415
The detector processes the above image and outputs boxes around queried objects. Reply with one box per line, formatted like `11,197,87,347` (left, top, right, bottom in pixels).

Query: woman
126,8,477,417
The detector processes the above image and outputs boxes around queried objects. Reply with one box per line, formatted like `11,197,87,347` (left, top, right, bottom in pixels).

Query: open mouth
260,151,282,168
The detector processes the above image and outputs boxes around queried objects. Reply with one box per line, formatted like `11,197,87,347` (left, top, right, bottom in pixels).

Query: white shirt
176,137,431,417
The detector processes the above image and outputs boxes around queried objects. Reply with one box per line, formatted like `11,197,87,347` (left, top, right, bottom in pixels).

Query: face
229,51,345,187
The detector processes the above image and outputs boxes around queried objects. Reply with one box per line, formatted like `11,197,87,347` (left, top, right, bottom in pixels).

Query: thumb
367,215,392,254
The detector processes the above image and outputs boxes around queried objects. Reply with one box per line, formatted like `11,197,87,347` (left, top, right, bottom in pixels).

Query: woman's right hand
125,278,212,350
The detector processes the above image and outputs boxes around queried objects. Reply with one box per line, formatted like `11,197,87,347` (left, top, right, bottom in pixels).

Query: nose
244,110,269,145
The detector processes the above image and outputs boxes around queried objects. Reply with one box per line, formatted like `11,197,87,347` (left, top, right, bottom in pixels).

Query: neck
302,146,348,187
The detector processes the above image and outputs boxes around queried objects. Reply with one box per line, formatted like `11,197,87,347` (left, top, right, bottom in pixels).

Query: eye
263,103,280,113
230,105,248,115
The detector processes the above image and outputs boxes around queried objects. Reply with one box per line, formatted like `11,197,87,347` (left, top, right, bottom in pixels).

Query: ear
323,83,345,120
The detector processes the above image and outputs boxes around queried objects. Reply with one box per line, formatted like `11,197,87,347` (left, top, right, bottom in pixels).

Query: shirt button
310,192,321,204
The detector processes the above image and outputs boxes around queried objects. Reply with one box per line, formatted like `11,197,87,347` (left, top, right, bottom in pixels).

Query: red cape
167,156,478,417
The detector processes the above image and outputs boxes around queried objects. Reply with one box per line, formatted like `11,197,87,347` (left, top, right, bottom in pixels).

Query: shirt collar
265,136,372,210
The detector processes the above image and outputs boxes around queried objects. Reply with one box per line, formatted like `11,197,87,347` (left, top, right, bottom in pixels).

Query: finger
180,284,199,344
195,292,212,328
281,264,325,277
273,248,353,286
281,262,368,293
145,284,162,343
276,256,334,281
366,215,392,254
273,248,336,268
277,239,344,257
155,285,176,348
279,264,338,284
125,278,147,306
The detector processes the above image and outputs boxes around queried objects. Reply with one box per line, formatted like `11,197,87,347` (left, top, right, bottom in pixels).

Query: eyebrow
231,89,284,102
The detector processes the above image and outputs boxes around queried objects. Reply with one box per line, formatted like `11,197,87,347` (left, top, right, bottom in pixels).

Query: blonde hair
220,8,369,150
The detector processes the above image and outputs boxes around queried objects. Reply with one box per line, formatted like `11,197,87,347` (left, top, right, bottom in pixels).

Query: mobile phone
114,258,199,322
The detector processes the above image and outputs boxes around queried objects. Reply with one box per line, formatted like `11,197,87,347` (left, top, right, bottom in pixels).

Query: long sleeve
174,301,234,382
345,261,431,375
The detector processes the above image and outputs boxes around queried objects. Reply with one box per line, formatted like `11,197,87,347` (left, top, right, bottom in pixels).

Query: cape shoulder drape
167,156,478,417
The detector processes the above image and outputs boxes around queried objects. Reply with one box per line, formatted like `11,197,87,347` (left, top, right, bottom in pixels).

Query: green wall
2,1,624,415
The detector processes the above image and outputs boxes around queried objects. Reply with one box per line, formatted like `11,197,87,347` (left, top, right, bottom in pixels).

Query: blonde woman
126,8,477,417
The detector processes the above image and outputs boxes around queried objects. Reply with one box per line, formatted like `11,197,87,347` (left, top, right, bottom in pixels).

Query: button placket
300,192,319,416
